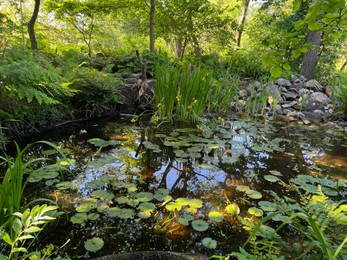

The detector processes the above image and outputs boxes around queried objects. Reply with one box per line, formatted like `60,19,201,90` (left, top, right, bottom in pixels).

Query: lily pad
191,220,209,232
136,192,154,202
202,237,217,249
246,190,262,199
264,175,280,183
84,237,104,252
208,211,224,222
127,199,140,207
76,199,97,213
56,181,74,190
138,211,152,219
71,213,88,224
248,207,264,217
258,201,277,212
116,196,129,204
138,202,156,212
226,204,240,215
188,199,203,209
91,190,114,201
269,170,282,176
165,202,183,211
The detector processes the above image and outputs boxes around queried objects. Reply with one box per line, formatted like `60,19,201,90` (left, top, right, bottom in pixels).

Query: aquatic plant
0,141,68,259
154,63,213,122
154,63,180,120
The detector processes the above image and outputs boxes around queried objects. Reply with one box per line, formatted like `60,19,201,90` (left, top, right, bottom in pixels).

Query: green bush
68,67,123,117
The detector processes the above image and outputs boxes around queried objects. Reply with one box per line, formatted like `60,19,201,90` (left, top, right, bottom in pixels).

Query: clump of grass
154,64,180,120
176,66,213,122
154,64,213,122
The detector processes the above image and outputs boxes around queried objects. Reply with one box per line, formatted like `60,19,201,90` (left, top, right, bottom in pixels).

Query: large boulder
303,92,331,111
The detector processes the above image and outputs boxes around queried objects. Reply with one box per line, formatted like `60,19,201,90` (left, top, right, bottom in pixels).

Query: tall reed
154,64,180,120
176,66,213,122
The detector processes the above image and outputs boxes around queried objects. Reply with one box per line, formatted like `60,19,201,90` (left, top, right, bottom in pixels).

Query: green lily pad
136,192,154,202
87,213,100,221
226,204,240,215
192,220,209,232
178,214,194,226
264,175,280,183
71,213,88,224
188,199,203,209
76,199,97,213
175,198,191,206
84,237,104,252
97,204,109,213
87,180,105,189
91,190,114,201
107,207,135,219
127,184,138,193
248,207,263,217
154,189,171,201
138,211,152,219
208,211,224,222
138,202,156,212
165,202,182,211
56,181,74,190
246,190,262,199
202,237,217,249
116,196,129,204
258,201,277,212
127,199,140,207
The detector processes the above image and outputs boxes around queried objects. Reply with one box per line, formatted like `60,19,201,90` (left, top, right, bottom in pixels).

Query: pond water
14,117,347,258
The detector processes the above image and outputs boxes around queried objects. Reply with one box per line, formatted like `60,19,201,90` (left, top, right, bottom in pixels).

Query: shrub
68,67,123,117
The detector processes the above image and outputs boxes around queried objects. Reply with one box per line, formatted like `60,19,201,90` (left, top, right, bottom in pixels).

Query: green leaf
270,66,282,78
191,220,209,232
12,247,28,253
246,190,262,199
208,211,224,222
294,20,305,30
12,218,22,235
84,237,104,252
226,204,240,215
202,237,217,249
264,175,280,183
24,226,42,233
248,207,264,217
71,213,88,224
17,235,35,241
135,192,154,202
1,232,13,245
91,190,114,201
138,202,156,212
138,211,152,219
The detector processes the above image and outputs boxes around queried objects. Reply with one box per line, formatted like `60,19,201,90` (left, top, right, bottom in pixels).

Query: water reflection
19,118,347,258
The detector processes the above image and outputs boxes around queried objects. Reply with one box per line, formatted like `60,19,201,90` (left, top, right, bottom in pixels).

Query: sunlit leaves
226,204,240,216
208,211,224,222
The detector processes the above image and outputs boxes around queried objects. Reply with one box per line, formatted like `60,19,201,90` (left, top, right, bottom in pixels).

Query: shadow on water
5,117,347,258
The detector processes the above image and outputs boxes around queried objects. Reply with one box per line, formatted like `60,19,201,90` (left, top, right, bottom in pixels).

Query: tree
236,0,251,48
149,0,155,53
27,0,40,51
300,30,322,79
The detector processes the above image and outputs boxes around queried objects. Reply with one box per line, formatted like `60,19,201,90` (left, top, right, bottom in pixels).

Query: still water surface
20,117,347,258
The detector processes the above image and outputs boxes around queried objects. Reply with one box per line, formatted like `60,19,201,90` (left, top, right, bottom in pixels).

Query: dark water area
3,117,347,258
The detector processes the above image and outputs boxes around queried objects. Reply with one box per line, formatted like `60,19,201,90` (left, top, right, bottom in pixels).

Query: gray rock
299,75,307,82
325,86,333,98
313,109,324,115
292,79,304,90
276,78,292,88
299,88,310,97
266,84,283,103
282,91,297,101
302,111,323,123
304,79,324,92
303,92,331,111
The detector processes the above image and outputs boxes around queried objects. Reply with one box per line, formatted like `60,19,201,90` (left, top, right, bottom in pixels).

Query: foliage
329,71,347,115
68,67,123,117
0,141,68,259
0,205,61,260
154,63,213,122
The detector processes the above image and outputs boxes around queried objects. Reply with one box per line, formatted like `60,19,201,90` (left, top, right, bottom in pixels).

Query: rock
238,89,248,98
275,104,283,114
276,78,292,88
288,88,298,93
313,109,324,115
303,92,331,111
281,101,297,109
266,85,283,103
299,75,307,82
302,111,324,123
304,79,324,92
282,91,297,101
325,86,333,98
299,88,310,97
292,79,304,90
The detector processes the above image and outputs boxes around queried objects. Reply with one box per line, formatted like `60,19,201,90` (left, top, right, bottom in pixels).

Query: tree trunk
191,34,201,56
149,0,155,53
236,0,250,48
300,30,322,80
27,0,40,51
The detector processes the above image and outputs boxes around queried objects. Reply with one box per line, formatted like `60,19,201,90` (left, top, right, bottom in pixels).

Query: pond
11,117,347,258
